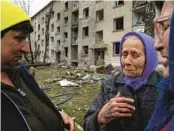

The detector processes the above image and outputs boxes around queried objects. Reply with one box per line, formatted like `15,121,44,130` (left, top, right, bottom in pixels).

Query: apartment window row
82,17,124,38
36,17,124,43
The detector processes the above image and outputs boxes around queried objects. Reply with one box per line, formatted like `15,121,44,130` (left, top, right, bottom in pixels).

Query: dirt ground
35,66,101,130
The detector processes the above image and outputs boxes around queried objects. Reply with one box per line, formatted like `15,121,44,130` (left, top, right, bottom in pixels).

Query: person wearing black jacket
1,1,74,131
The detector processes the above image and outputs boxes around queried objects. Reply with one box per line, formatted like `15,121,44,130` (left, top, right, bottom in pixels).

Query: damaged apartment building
30,1,160,67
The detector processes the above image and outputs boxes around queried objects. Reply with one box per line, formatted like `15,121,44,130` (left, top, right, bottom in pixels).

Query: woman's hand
59,111,75,131
97,92,135,128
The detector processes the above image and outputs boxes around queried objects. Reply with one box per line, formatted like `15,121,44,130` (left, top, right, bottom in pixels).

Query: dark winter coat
84,71,162,131
1,64,64,131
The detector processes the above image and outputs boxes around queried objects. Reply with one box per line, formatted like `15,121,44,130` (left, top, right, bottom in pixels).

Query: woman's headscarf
120,31,158,91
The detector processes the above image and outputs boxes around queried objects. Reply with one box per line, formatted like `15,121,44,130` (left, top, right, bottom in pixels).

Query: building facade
31,1,156,67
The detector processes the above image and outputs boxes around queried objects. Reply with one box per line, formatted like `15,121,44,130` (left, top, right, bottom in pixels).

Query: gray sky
30,0,51,16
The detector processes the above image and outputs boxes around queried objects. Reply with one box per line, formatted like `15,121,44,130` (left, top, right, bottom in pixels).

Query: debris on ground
53,95,73,106
43,78,62,84
59,79,79,87
34,63,121,129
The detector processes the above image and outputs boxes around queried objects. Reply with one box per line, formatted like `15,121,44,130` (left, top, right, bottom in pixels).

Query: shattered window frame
113,41,120,55
96,9,104,22
82,26,89,37
114,0,124,7
113,17,124,31
95,30,103,42
83,7,89,19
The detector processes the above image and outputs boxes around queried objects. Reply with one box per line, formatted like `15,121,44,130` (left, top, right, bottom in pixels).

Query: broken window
113,17,124,31
57,40,60,46
46,49,49,58
96,0,102,3
64,47,68,57
57,13,60,21
41,39,44,46
72,10,79,25
35,42,37,49
38,24,40,31
95,30,103,42
83,7,89,19
51,36,54,43
51,24,54,32
38,45,40,51
57,26,60,34
82,26,89,37
38,35,40,40
136,14,145,25
51,49,54,57
82,46,88,56
96,9,104,22
72,28,78,42
42,17,44,24
51,11,54,19
42,28,44,35
64,32,68,39
114,0,124,7
113,42,120,55
65,2,68,10
64,17,68,25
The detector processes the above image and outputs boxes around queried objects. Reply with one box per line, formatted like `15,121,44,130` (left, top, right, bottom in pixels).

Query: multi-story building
30,1,159,67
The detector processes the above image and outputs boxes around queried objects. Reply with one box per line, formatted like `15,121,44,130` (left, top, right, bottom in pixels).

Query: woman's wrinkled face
121,38,145,77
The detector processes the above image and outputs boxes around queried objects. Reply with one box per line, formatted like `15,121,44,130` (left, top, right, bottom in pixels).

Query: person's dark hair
1,21,33,38
154,1,164,11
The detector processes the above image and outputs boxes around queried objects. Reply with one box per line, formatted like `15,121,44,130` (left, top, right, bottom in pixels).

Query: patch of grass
35,67,100,127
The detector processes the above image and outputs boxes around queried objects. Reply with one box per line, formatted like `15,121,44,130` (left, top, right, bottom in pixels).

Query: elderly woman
83,31,161,131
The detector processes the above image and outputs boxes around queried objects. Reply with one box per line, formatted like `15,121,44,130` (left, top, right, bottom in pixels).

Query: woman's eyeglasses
154,15,171,40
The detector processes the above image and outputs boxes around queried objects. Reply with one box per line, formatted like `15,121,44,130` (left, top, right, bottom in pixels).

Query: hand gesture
97,92,135,128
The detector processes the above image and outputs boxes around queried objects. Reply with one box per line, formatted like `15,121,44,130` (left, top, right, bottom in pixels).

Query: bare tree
144,1,156,37
133,1,156,38
43,3,53,63
13,0,35,64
